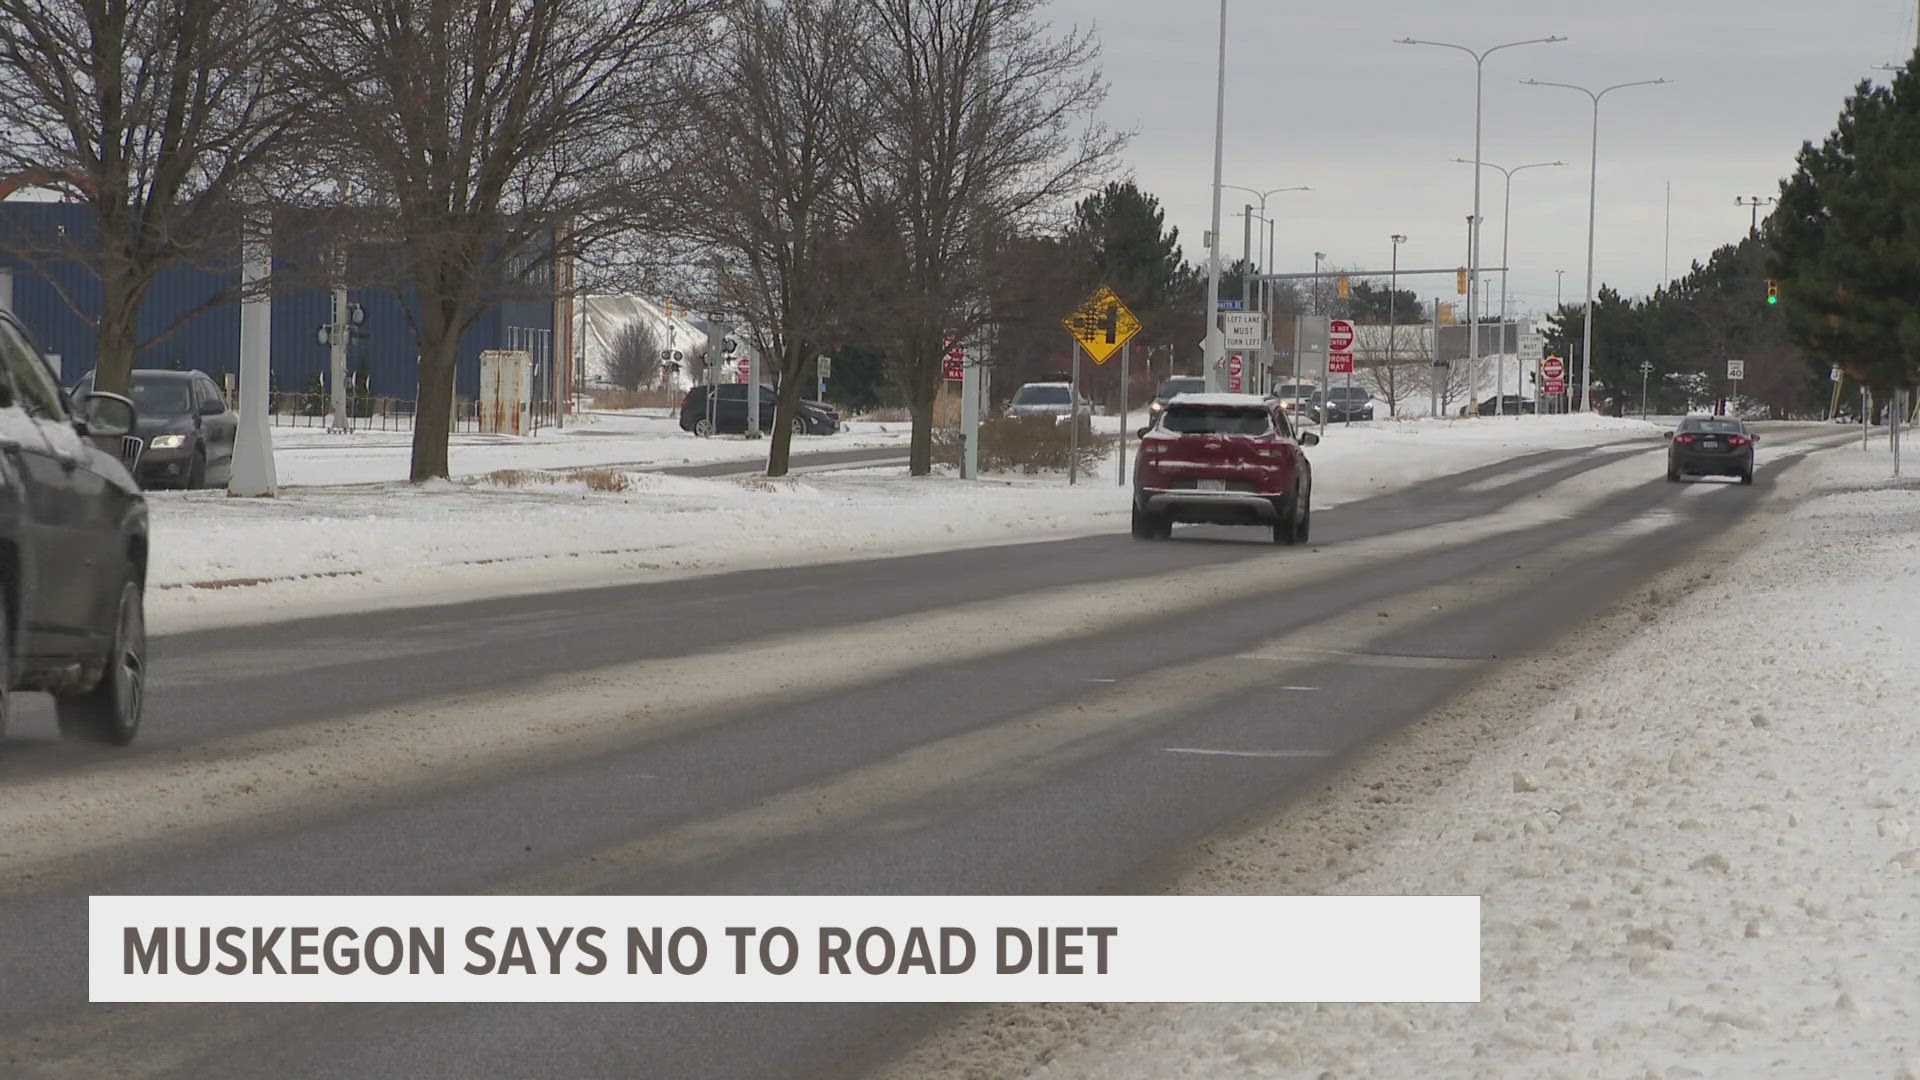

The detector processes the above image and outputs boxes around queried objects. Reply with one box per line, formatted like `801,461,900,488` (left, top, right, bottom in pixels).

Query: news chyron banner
93,895,1480,1003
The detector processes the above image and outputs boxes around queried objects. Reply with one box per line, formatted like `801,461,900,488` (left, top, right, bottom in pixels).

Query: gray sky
1044,0,1915,317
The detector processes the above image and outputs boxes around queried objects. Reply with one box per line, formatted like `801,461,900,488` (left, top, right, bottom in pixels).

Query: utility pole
1241,203,1253,311
1640,360,1652,419
229,218,277,497
1735,195,1776,239
1201,0,1228,391
1390,235,1406,414
328,280,349,434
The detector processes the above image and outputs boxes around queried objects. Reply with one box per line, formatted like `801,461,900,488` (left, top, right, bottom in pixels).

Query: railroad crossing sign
1542,355,1566,395
1328,318,1354,374
1063,284,1141,365
1727,360,1746,381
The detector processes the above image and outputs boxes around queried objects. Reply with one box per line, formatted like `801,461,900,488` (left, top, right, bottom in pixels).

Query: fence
264,393,560,434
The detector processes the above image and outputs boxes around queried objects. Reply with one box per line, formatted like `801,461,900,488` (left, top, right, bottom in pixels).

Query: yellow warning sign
1062,285,1141,365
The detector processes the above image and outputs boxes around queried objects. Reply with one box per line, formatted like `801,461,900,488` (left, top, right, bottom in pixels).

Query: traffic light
1456,268,1468,295
1766,279,1778,305
1336,275,1350,300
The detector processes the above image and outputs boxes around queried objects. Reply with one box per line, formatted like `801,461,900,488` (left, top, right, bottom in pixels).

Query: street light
1454,157,1565,415
1223,183,1310,394
1397,35,1566,419
1524,76,1669,412
1389,235,1407,410
1735,195,1776,239
1202,0,1229,391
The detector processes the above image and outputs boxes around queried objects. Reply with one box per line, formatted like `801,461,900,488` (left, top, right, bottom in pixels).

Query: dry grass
855,406,914,423
477,467,632,493
932,415,1106,475
567,468,632,492
585,388,684,411
480,468,539,488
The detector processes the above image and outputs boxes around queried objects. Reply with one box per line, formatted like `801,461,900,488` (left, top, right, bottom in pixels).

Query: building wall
0,201,554,399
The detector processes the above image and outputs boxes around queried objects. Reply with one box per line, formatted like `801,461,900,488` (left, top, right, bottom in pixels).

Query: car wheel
1740,469,1754,486
792,416,807,437
186,450,207,490
693,417,715,438
1131,505,1154,539
1274,484,1310,545
54,578,145,746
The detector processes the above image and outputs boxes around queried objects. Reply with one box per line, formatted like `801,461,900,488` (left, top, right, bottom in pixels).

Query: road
0,423,1849,1079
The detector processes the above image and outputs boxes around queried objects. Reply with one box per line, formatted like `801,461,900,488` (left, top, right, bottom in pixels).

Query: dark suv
73,368,237,489
679,383,840,437
1323,385,1375,422
0,311,150,745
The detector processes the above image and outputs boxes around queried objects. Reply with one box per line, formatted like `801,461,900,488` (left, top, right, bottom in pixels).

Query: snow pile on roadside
897,449,1920,1079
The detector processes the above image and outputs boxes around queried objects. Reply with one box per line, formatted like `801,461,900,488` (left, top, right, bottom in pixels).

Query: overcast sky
1042,0,1915,317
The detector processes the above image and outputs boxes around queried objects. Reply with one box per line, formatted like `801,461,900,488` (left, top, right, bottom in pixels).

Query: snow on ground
880,445,1920,1080
146,414,1664,633
260,409,915,486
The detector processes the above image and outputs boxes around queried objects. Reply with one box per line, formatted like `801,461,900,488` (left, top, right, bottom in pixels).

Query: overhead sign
1328,318,1354,375
1727,360,1746,381
1063,285,1141,365
1222,312,1265,350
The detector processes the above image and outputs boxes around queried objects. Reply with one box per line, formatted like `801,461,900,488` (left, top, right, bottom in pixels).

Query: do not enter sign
1542,356,1565,381
1328,320,1354,352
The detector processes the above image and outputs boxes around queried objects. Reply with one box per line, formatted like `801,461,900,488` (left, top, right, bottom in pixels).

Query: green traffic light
1767,295,1777,305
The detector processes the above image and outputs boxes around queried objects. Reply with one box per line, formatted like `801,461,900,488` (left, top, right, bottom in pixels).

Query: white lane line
1278,685,1320,691
1163,748,1335,759
1085,678,1119,683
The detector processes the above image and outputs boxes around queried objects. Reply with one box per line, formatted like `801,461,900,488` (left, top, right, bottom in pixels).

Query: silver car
1005,382,1092,423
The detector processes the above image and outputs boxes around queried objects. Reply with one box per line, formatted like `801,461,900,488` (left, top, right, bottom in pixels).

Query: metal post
1201,0,1228,392
1862,386,1869,450
747,346,761,438
1430,296,1440,418
1469,59,1483,420
1640,360,1651,420
1241,203,1253,311
1118,339,1130,486
1388,237,1402,415
329,283,348,433
1581,95,1598,412
1068,336,1080,485
229,222,277,497
1498,170,1511,415
960,345,980,480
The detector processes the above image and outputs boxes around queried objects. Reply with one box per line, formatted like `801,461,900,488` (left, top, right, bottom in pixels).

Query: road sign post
1118,339,1130,487
1064,285,1144,488
1726,359,1745,416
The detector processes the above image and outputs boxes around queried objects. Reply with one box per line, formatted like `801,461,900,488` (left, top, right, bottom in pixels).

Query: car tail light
1726,435,1749,447
1673,433,1698,445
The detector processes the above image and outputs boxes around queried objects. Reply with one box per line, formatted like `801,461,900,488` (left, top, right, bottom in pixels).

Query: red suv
1132,393,1318,544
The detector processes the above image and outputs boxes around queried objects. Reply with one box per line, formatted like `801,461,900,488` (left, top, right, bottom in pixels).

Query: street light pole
1735,195,1776,239
1390,234,1406,413
1202,0,1229,392
1222,183,1310,395
1453,157,1565,416
1524,76,1669,412
1398,35,1565,420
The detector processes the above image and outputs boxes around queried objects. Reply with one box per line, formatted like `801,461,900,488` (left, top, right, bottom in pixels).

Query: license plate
1198,479,1226,491
1703,440,1719,448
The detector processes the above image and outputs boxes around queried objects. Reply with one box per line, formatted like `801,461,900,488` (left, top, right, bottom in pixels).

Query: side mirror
1136,426,1151,438
1661,430,1674,440
78,391,136,438
1299,431,1320,447
200,397,225,415
1750,434,1761,443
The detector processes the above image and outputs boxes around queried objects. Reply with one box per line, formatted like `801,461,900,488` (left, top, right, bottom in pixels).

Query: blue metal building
0,201,555,399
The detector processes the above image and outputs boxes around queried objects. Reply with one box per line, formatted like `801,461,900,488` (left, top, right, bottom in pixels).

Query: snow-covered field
146,415,1663,633
260,408,914,486
880,446,1920,1080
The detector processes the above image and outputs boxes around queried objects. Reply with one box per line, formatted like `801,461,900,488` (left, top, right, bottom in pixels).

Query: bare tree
689,0,871,475
0,0,304,395
289,0,715,481
1355,324,1423,418
853,0,1120,475
606,320,664,391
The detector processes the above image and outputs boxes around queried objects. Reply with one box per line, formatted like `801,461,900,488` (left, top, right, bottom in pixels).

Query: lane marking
1278,685,1320,691
1164,748,1334,759
1239,648,1482,670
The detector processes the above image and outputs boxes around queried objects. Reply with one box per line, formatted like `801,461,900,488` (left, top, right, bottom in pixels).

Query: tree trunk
766,339,809,477
907,369,936,476
93,275,143,397
411,330,459,482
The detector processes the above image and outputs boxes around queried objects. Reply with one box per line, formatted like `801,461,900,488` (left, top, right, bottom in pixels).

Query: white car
1005,382,1092,423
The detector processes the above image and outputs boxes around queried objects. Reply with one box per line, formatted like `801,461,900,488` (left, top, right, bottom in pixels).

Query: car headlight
149,434,187,450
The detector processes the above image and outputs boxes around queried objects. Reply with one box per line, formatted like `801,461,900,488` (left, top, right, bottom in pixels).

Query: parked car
1132,392,1318,545
1146,376,1206,424
1005,381,1092,424
1469,394,1538,416
1665,415,1757,484
1323,385,1375,422
1268,383,1322,425
72,368,236,489
678,384,840,437
0,311,150,744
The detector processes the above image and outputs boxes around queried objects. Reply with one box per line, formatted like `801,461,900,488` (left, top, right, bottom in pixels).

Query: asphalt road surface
0,423,1852,1079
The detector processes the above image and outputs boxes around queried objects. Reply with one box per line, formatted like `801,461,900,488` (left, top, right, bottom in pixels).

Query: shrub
932,415,1106,475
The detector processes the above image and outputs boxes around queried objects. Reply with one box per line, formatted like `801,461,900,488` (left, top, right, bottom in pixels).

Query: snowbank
881,446,1920,1079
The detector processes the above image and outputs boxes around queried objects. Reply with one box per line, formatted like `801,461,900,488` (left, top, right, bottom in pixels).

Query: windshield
75,373,195,416
1682,418,1743,434
1329,387,1368,400
1156,378,1204,398
1012,385,1070,405
1163,405,1271,436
